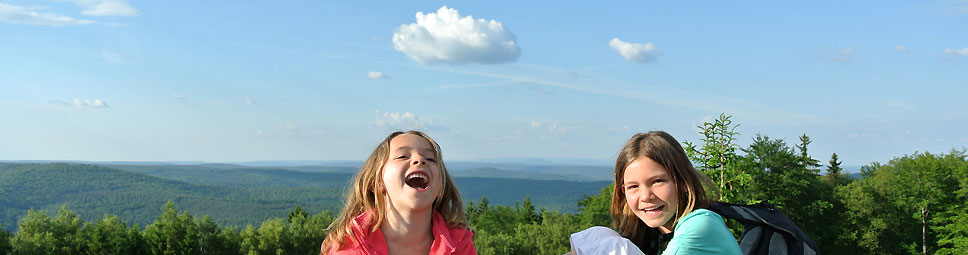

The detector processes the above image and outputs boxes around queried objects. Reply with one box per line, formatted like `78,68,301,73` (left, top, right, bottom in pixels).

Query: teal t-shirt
661,208,742,255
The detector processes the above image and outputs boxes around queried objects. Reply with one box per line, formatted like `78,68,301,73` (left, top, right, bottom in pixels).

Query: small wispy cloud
831,47,852,63
943,47,968,56
256,124,324,138
170,94,186,101
609,38,659,63
393,6,520,65
245,97,258,105
894,45,909,53
367,71,390,80
0,2,94,26
50,98,110,109
886,99,916,111
529,121,541,127
100,48,125,64
374,111,433,130
74,0,139,16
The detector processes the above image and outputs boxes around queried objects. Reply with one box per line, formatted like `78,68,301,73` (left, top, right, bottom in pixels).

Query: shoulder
326,212,385,255
676,209,727,229
431,211,477,255
448,226,477,255
663,209,741,255
449,225,474,242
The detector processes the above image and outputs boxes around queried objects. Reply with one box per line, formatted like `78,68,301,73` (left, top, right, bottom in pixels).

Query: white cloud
831,47,852,63
943,48,968,56
609,38,659,63
392,6,520,65
245,97,258,105
529,121,541,127
894,45,909,53
50,98,109,108
0,2,94,26
74,0,139,16
374,111,432,130
171,94,186,101
367,71,390,80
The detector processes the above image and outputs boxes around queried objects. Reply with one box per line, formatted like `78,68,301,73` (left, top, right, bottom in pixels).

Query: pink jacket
323,211,477,255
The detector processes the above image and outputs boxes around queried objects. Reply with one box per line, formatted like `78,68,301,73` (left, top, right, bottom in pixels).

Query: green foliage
0,224,12,255
289,210,334,255
735,134,842,253
78,214,146,255
576,184,612,227
684,113,751,202
11,205,84,255
840,151,967,254
468,195,590,255
934,149,968,254
143,201,201,255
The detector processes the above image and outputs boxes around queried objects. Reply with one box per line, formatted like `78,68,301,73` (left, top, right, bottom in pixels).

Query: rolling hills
0,162,609,232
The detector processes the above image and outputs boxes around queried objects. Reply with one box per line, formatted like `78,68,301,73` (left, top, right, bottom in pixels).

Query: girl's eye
395,155,407,159
625,184,638,190
425,158,437,163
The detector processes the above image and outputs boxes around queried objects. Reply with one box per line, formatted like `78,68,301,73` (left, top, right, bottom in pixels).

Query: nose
637,188,654,202
411,158,427,166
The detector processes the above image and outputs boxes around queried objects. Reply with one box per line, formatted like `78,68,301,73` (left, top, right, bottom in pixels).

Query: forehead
389,134,435,151
623,157,668,180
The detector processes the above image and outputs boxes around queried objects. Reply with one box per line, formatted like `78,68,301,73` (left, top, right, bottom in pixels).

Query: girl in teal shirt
610,131,741,255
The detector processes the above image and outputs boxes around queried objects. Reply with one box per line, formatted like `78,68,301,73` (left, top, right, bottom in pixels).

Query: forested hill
0,163,344,231
0,163,608,232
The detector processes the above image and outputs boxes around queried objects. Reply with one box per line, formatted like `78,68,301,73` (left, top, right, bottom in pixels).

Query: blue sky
1,1,966,167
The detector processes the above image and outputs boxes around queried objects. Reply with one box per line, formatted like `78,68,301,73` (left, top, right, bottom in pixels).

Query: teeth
643,205,662,211
407,173,428,180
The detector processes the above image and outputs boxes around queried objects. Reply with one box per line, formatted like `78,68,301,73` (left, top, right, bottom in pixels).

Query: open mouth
405,172,429,190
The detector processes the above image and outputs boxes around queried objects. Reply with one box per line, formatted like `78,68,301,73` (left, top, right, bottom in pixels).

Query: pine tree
827,153,843,174
796,134,822,171
823,153,851,187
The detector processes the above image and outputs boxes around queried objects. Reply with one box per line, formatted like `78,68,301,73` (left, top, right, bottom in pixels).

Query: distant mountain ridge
0,162,608,232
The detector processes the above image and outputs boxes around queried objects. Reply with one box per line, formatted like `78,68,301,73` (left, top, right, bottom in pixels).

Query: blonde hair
610,131,717,253
321,131,467,251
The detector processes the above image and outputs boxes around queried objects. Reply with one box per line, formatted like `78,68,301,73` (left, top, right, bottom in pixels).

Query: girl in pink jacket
321,131,476,255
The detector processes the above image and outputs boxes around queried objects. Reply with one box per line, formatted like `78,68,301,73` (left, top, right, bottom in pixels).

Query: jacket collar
351,210,456,255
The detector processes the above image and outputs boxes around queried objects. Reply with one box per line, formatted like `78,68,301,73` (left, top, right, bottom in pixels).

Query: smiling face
381,133,442,213
623,156,679,234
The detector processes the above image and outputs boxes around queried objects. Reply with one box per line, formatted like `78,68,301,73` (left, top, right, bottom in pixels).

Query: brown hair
321,131,467,251
610,131,717,254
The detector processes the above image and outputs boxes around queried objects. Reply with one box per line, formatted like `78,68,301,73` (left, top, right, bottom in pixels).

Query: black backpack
707,202,819,255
